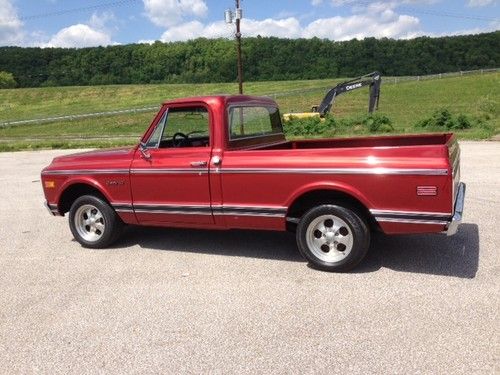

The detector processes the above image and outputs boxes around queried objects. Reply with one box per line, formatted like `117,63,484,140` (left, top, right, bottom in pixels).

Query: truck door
130,105,214,225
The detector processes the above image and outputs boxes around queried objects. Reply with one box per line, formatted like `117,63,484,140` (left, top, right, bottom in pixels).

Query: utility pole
225,1,244,94
235,0,243,94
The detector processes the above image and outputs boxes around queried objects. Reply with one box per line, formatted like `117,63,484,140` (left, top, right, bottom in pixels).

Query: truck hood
52,147,135,162
45,146,136,172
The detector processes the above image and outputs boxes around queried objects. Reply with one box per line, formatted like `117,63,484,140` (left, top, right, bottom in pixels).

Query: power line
18,0,140,21
399,5,497,22
348,0,497,22
7,0,497,24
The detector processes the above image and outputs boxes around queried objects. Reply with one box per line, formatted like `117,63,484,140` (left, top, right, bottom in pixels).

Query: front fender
55,176,113,206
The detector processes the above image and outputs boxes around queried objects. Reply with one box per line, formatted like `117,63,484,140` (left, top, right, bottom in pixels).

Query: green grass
0,73,498,151
0,79,331,121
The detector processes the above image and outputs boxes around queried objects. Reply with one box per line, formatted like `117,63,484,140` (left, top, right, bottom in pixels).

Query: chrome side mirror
139,144,152,160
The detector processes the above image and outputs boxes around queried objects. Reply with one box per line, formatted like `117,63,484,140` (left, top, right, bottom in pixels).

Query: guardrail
385,68,499,84
1,68,497,128
0,106,159,128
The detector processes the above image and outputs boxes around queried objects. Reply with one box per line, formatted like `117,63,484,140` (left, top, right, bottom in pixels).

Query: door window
145,106,210,148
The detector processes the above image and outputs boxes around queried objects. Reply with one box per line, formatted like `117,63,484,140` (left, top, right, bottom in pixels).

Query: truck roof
162,95,277,107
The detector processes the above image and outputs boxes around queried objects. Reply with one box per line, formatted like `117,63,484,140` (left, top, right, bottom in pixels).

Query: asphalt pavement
0,141,498,374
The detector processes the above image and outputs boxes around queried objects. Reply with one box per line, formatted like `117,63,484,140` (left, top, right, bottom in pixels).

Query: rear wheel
296,204,370,272
69,195,123,248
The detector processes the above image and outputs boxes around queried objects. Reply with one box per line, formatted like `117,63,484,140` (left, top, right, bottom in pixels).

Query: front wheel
69,195,123,248
296,204,370,272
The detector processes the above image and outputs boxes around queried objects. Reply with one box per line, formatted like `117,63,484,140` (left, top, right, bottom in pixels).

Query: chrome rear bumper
446,182,466,236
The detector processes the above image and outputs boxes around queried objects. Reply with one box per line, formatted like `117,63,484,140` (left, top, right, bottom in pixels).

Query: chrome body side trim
110,202,287,218
134,209,213,216
131,203,209,210
376,218,448,225
371,209,452,219
42,169,129,175
131,168,208,175
216,167,448,176
127,203,212,216
111,202,133,208
372,209,452,226
115,209,135,213
212,205,287,217
43,167,447,177
111,203,134,213
218,212,284,218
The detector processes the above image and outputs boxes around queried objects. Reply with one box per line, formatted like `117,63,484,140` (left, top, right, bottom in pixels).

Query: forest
0,31,498,88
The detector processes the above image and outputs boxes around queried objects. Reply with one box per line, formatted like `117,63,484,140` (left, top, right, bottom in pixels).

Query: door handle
190,161,207,167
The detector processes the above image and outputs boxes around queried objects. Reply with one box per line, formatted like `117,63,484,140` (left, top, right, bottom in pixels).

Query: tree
0,71,16,88
0,31,498,87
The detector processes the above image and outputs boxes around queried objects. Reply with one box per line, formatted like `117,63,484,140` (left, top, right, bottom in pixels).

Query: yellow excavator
283,71,381,121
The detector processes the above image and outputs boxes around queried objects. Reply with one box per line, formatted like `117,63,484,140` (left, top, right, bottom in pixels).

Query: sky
0,0,498,48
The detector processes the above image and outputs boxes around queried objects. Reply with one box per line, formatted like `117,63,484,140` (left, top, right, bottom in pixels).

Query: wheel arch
57,179,112,215
285,183,377,231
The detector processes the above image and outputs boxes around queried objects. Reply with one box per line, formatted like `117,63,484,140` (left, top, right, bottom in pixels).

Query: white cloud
331,0,358,5
161,20,206,41
161,18,304,41
0,0,24,46
42,24,113,48
143,0,208,27
234,18,303,38
41,12,117,48
138,39,156,44
421,18,500,36
467,0,496,6
303,12,420,40
328,0,441,8
160,5,422,42
89,11,116,30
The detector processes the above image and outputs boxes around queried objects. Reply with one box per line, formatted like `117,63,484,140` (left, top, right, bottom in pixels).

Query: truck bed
220,132,459,233
257,133,453,150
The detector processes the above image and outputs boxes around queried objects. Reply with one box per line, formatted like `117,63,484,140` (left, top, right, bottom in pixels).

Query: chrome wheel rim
306,214,354,263
74,204,105,242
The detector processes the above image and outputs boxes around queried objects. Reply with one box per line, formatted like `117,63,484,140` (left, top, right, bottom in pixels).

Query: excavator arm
314,71,381,117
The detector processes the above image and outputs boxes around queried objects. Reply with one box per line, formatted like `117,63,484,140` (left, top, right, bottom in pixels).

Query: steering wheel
172,132,188,147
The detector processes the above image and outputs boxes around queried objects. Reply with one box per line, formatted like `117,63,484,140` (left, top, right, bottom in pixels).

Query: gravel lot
0,142,498,374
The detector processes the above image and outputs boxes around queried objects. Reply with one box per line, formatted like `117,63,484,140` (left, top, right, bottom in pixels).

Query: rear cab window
227,105,285,149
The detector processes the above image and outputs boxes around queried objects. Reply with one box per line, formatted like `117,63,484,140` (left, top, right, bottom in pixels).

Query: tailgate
447,135,461,207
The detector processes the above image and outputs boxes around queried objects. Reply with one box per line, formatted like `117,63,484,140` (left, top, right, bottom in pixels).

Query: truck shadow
118,226,303,263
116,223,479,279
356,223,479,278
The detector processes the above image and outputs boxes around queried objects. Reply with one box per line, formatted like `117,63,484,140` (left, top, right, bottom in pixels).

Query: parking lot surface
0,142,498,374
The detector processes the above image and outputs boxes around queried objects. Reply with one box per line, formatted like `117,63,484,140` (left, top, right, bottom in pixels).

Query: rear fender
285,181,374,212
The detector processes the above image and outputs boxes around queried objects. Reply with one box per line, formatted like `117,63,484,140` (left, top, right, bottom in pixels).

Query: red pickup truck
41,95,465,272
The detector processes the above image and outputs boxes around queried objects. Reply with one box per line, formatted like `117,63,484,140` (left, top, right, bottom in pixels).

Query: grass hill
0,72,498,151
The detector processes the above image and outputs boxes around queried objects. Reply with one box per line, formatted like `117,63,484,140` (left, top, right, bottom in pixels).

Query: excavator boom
315,71,381,117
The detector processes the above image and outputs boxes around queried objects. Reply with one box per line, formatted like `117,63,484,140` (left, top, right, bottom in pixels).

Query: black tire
68,195,123,248
296,204,370,272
